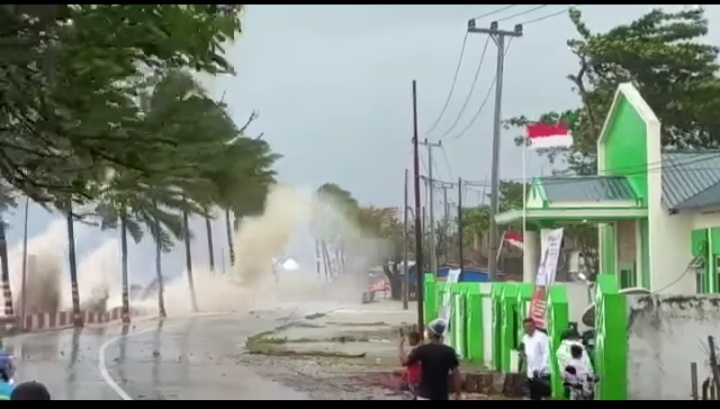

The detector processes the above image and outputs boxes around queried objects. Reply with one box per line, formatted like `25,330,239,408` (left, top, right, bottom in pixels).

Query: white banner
438,268,461,336
530,228,564,327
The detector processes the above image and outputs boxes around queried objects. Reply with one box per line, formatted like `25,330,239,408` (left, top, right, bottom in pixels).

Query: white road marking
98,312,228,401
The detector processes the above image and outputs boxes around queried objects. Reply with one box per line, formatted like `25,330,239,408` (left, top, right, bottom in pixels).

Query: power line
435,153,720,188
424,32,469,135
438,36,491,139
471,5,518,21
520,6,575,25
440,145,455,181
497,5,549,22
447,38,515,142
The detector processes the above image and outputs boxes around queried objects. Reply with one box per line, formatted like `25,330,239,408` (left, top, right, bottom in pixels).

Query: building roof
539,176,636,202
662,151,720,211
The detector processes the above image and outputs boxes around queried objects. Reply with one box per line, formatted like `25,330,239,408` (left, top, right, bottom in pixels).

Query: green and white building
496,82,720,295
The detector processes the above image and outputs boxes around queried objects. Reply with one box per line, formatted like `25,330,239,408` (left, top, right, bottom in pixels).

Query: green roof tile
539,176,636,202
662,151,720,211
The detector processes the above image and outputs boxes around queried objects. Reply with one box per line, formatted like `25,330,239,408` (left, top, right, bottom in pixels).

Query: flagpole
522,132,528,283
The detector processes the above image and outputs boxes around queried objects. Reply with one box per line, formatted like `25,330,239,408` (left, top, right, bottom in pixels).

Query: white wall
651,209,720,294
627,294,720,400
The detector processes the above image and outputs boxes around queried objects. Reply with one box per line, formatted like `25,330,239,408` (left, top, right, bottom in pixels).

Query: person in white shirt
520,318,551,400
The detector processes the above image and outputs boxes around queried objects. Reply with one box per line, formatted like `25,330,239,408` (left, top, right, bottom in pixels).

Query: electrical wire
470,5,519,21
430,153,720,188
497,5,549,22
519,6,576,25
447,37,515,142
424,32,469,135
438,36,492,139
440,145,455,181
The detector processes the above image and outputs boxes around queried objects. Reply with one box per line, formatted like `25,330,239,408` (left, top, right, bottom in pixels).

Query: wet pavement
4,310,313,400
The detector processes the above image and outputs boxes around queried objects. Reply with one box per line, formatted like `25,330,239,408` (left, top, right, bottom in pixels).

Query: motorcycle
563,365,598,400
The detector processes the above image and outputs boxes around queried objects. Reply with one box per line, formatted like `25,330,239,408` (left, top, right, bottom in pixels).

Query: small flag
526,122,573,149
503,231,524,250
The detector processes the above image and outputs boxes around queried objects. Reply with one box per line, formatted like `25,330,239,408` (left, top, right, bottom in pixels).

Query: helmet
427,318,447,337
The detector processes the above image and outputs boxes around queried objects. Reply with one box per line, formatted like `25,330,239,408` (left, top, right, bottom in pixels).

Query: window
619,262,636,289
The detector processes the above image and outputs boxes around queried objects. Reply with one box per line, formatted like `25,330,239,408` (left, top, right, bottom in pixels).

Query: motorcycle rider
563,344,597,400
557,328,596,400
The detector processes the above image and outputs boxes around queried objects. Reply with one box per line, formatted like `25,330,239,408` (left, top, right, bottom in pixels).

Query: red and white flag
526,122,573,149
503,231,524,250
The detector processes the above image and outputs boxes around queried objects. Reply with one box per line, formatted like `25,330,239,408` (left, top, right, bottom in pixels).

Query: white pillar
523,230,539,283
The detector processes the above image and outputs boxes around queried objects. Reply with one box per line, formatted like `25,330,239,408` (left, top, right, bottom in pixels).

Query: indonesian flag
526,122,573,149
503,231,524,250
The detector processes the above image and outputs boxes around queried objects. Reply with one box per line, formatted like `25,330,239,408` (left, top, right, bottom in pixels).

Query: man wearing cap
401,318,462,400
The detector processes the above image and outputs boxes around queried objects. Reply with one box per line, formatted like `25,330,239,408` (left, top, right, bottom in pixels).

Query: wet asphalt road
4,309,310,400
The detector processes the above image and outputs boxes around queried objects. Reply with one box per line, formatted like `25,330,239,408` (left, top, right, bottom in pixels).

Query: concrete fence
21,306,142,331
424,273,629,400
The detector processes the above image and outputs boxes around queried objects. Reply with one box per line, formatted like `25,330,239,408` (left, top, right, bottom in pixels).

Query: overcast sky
8,5,720,286
219,4,719,208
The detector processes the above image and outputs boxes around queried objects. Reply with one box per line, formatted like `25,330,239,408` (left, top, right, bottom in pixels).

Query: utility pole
20,197,29,329
442,185,449,263
411,80,424,334
420,139,442,277
402,169,409,311
458,178,465,281
468,19,523,281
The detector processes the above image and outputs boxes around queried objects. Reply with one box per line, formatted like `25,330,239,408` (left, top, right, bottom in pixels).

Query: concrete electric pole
420,139,442,277
468,19,522,281
411,80,425,334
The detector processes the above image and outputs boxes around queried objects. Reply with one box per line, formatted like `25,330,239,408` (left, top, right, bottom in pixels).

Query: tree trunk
0,218,13,317
382,262,402,301
120,215,131,323
205,213,215,273
184,211,199,312
225,208,235,267
153,214,166,318
66,206,83,327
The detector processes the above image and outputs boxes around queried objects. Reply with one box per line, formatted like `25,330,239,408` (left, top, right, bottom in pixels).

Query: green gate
500,283,519,372
546,285,569,399
594,274,628,400
491,283,505,371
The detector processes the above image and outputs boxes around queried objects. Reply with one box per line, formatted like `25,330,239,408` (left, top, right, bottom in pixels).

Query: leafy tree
356,206,407,299
505,7,720,280
1,5,246,324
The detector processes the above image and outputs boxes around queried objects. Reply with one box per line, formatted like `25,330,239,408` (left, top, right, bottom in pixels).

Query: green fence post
500,283,519,372
595,274,628,400
515,283,534,342
466,284,483,363
424,273,436,326
547,285,569,399
450,284,465,357
491,283,505,371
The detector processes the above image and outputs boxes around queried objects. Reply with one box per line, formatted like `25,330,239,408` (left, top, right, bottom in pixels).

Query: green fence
594,274,628,400
422,275,628,401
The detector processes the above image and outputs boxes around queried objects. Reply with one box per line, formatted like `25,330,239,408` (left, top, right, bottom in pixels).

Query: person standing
402,319,462,400
398,330,422,399
521,318,551,400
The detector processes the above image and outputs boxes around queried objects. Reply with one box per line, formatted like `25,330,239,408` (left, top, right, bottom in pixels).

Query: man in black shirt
402,318,462,400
